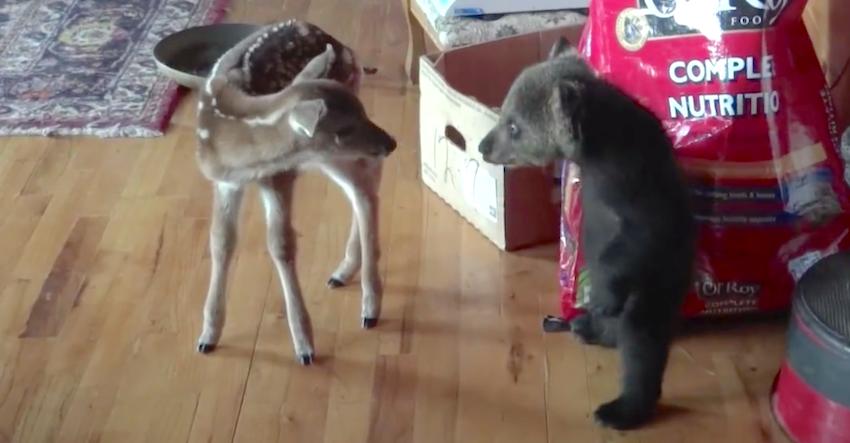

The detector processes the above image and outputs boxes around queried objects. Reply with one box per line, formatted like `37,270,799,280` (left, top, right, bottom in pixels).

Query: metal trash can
771,252,850,443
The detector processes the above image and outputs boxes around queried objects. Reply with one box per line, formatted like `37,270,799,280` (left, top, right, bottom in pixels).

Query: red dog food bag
560,0,850,319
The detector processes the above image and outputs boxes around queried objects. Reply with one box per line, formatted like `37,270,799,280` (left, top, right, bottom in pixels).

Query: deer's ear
294,44,336,83
288,99,327,138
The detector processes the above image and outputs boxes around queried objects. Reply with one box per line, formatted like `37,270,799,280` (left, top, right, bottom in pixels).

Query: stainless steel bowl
153,23,262,89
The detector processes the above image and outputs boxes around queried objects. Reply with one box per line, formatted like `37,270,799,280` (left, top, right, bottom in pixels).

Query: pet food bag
560,0,850,319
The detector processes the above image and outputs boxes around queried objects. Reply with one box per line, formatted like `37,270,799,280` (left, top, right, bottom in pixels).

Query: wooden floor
0,1,794,442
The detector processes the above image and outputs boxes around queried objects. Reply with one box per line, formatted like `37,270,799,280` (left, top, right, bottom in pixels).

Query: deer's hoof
362,317,378,329
197,343,216,354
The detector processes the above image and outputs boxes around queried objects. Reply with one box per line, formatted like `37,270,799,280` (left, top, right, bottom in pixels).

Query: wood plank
20,216,108,338
411,193,462,443
19,139,73,196
366,355,417,443
11,170,92,279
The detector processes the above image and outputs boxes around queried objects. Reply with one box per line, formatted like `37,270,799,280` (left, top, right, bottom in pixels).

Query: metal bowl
153,23,262,89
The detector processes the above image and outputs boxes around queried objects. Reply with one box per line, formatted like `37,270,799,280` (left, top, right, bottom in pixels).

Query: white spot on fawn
214,109,236,120
296,22,310,36
243,107,287,127
197,128,210,140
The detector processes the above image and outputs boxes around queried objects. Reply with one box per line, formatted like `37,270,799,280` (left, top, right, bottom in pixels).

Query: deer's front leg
260,174,315,365
350,172,382,329
322,161,383,329
198,181,244,353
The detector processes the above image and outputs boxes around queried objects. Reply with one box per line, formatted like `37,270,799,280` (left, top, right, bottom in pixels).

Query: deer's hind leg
198,181,244,353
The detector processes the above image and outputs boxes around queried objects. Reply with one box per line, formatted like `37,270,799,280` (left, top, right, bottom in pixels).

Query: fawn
193,24,396,365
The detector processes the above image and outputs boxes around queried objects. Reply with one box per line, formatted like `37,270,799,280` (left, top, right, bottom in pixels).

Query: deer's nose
386,135,397,154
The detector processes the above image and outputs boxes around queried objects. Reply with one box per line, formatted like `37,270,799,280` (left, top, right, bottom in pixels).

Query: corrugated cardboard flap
417,25,585,250
419,54,507,248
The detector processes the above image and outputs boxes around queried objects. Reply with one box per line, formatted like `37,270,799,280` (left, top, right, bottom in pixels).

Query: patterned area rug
0,0,230,137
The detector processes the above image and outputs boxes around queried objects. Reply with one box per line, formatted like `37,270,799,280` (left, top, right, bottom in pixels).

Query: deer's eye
336,126,355,137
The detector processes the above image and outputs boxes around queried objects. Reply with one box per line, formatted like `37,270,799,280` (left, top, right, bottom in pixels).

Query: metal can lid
796,251,850,345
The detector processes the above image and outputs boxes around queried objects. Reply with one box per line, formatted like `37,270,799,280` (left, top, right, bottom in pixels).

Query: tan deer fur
193,30,396,365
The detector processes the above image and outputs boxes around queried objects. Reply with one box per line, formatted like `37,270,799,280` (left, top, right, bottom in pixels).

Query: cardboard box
418,25,584,251
426,0,589,17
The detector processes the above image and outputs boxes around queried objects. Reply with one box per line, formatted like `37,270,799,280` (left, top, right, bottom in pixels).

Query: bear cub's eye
508,122,520,139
